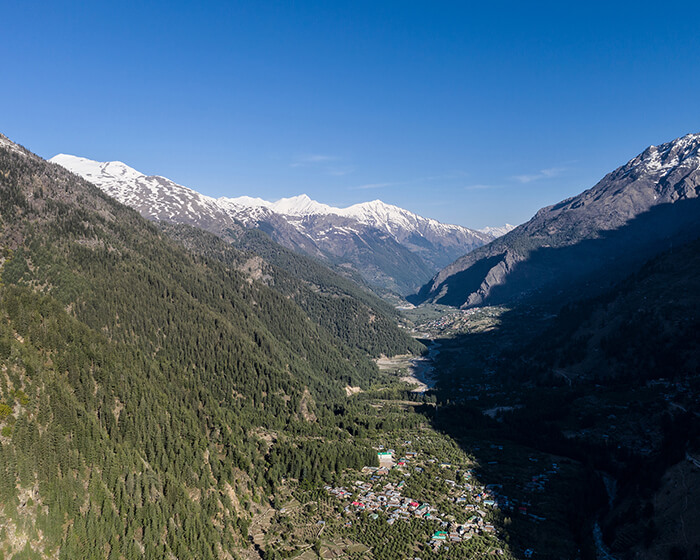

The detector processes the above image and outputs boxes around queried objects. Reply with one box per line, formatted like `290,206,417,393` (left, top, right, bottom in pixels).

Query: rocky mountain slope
49,154,508,294
412,133,700,307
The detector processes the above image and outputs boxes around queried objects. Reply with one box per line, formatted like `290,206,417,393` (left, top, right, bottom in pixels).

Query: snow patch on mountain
0,134,31,158
49,154,230,225
634,133,700,175
50,152,509,293
478,224,516,238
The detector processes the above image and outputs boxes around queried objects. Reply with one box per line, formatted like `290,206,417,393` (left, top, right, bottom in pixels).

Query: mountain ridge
412,132,700,308
49,153,513,294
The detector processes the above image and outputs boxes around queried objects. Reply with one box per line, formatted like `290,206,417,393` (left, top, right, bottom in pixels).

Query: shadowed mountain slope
412,133,700,308
507,235,700,383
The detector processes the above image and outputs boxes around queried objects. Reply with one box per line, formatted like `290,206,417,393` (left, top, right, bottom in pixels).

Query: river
593,471,619,560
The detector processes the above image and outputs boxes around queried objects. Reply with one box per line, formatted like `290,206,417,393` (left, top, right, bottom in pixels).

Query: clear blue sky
4,1,700,228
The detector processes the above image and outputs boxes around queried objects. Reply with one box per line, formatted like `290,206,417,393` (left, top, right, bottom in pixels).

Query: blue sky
4,1,700,228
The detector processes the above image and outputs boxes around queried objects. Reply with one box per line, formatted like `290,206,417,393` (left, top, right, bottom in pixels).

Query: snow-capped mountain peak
414,132,700,308
49,154,232,226
269,194,336,216
50,153,508,294
219,193,335,217
222,194,494,238
343,199,411,221
478,224,516,238
629,133,700,176
52,154,141,184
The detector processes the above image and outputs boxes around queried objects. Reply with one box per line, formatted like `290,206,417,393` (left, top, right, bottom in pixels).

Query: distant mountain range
49,154,513,295
411,132,700,308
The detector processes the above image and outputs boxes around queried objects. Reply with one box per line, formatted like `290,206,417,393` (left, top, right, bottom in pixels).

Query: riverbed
376,340,441,393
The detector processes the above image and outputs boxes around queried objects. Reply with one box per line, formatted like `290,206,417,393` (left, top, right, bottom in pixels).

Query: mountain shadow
415,132,700,308
419,195,700,309
415,233,700,559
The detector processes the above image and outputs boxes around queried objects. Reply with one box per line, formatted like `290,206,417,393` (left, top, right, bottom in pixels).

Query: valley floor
246,302,700,560
239,315,597,560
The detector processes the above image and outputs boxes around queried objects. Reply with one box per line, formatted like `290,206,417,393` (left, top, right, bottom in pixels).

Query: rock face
412,133,700,308
49,154,507,294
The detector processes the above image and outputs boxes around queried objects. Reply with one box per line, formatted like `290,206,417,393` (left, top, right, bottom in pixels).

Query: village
409,306,506,337
323,439,560,554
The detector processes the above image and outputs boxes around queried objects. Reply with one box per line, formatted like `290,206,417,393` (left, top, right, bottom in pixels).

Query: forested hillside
509,236,700,383
161,223,422,358
0,136,410,558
